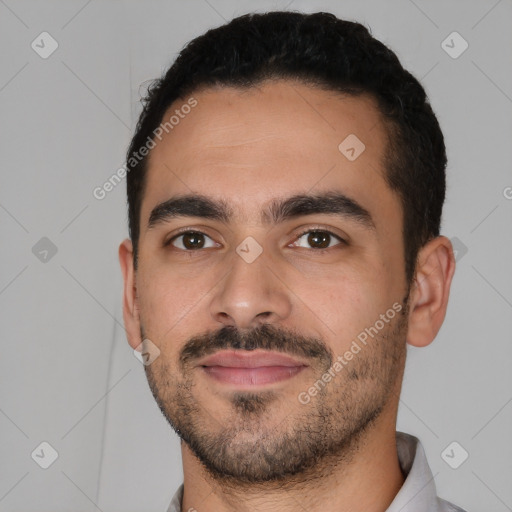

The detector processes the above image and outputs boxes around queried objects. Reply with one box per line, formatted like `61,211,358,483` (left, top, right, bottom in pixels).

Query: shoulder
438,497,469,512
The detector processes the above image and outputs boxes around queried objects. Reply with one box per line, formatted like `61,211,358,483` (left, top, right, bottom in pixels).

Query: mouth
197,350,308,387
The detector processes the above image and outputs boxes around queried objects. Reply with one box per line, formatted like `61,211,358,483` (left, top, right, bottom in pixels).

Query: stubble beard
143,303,408,487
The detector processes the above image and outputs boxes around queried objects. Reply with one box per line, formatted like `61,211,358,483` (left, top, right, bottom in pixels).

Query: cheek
295,261,393,351
136,265,209,347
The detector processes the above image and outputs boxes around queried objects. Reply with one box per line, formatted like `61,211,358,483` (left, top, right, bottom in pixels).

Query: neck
180,409,404,512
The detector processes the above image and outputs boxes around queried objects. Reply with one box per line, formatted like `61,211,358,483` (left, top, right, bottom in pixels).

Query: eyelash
163,228,347,253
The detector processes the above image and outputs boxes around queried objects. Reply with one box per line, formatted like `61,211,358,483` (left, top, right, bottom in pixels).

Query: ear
118,238,142,350
406,235,456,347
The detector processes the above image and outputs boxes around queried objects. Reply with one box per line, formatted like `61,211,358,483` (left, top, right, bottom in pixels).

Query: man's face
130,80,411,482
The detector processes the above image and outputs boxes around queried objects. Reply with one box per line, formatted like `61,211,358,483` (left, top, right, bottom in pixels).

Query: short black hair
125,11,447,285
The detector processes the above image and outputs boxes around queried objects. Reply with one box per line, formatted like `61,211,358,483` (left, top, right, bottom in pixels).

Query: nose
209,248,292,330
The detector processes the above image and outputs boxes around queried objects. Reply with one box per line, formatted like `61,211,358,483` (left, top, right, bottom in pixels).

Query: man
118,11,465,512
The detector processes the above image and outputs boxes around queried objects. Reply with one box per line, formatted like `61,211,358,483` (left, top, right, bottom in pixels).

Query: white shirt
166,431,467,512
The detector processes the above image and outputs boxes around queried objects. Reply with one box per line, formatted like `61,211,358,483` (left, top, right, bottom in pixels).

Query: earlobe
118,238,142,350
406,236,456,348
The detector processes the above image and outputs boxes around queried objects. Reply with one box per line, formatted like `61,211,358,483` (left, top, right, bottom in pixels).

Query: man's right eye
165,231,218,251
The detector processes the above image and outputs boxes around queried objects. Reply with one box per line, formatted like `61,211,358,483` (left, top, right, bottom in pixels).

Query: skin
119,79,456,512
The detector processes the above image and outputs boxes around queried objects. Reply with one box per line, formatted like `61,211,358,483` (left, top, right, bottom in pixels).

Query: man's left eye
291,230,346,250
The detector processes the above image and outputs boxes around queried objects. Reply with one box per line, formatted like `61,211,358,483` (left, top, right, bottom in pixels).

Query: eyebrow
147,191,376,232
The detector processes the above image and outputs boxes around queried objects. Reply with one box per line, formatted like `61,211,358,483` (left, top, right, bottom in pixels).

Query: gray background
1,1,511,511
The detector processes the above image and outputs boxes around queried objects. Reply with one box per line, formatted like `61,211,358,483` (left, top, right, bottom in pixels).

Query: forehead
142,80,400,236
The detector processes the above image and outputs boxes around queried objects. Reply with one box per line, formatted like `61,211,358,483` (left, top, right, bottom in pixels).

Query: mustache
179,323,333,370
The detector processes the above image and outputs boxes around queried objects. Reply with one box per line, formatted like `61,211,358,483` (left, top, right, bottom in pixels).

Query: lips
198,350,308,386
